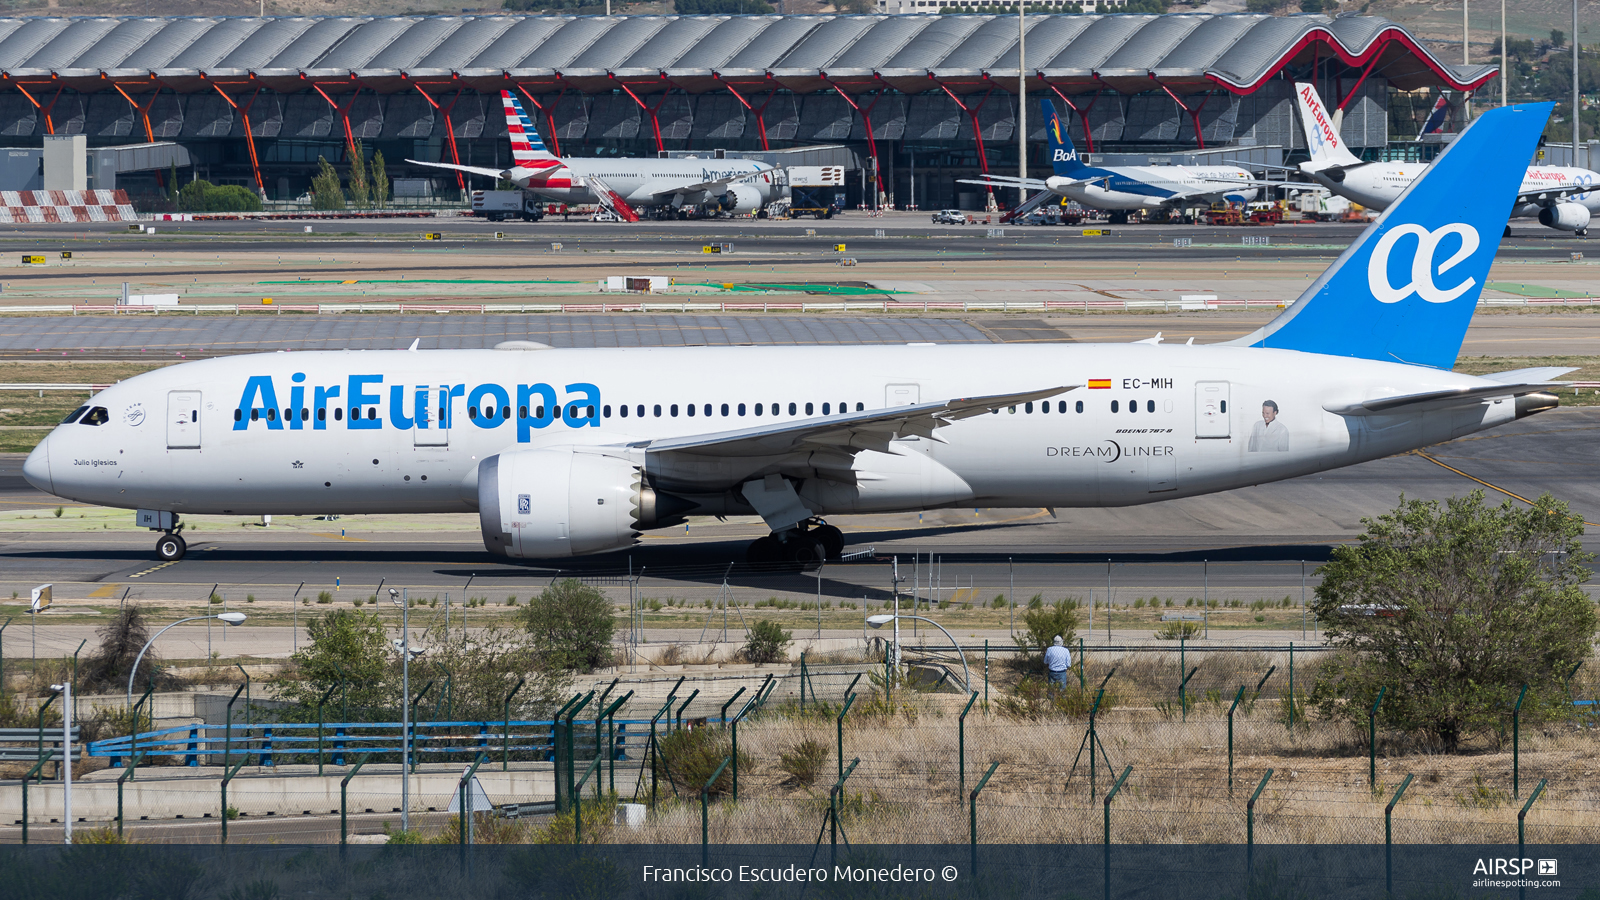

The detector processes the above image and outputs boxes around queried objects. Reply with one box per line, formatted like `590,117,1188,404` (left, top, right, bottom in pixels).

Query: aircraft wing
1322,382,1566,417
404,158,509,180
634,385,1079,459
648,167,781,200
961,174,1054,190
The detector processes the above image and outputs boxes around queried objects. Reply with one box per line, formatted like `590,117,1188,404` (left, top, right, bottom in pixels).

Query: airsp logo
1367,223,1481,304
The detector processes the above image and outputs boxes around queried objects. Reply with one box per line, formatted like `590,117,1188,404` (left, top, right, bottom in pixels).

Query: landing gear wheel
1504,225,1513,238
812,524,844,560
785,536,827,569
1579,228,1589,237
156,532,186,562
746,535,783,565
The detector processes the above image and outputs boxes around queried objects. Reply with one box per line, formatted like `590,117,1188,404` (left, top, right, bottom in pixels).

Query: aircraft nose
22,433,52,494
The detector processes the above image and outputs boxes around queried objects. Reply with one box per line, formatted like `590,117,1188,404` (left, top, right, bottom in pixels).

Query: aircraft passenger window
755,403,763,416
604,405,612,418
738,403,746,416
335,408,343,421
62,406,88,424
617,405,626,418
1008,406,1016,414
232,409,242,423
671,404,679,417
805,402,813,415
703,404,711,416
1147,400,1155,413
282,408,290,421
267,408,277,421
686,404,695,417
468,407,478,419
1111,401,1119,413
721,403,729,416
368,408,376,419
587,406,594,418
519,406,528,419
1025,402,1033,413
1129,401,1137,414
301,408,309,422
788,402,797,415
1060,401,1068,413
81,407,109,426
636,405,645,417
1220,401,1227,413
856,402,864,411
318,408,326,422
502,406,510,419
251,409,260,421
535,406,545,418
1075,401,1083,413
822,403,830,415
654,404,662,417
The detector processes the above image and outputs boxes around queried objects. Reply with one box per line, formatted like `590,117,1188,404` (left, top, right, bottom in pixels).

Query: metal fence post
1227,685,1245,797
719,688,746,729
835,692,857,783
20,755,48,844
572,755,603,845
34,692,58,780
1179,666,1198,722
1103,766,1133,900
827,758,861,868
221,755,248,844
1247,769,1274,875
458,751,488,875
1518,778,1548,900
701,755,733,866
502,678,524,772
731,676,769,802
1386,772,1413,897
959,691,979,798
339,753,371,852
116,750,147,837
1369,687,1387,792
594,691,632,799
969,760,1000,877
1287,643,1295,729
1512,683,1529,799
315,682,340,775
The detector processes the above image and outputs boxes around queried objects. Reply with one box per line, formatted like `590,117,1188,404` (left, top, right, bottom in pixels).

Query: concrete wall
42,134,86,190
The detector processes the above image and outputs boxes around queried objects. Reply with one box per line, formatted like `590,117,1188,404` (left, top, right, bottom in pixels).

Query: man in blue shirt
1044,635,1072,689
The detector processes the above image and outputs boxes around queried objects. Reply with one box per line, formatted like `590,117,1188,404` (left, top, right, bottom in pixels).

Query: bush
1310,491,1596,751
519,579,615,672
316,591,333,604
1012,598,1080,670
656,727,745,797
176,179,261,213
742,620,791,664
778,738,829,787
1155,620,1201,641
310,156,345,210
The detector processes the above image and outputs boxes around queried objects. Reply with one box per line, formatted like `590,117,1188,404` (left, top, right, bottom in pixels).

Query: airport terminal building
0,13,1495,208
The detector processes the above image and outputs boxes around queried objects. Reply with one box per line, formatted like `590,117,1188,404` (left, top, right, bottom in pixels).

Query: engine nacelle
719,184,764,215
479,449,689,558
1539,202,1591,233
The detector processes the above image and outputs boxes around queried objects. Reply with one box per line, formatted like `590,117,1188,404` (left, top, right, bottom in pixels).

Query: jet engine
478,449,693,558
1539,202,1591,234
718,184,765,215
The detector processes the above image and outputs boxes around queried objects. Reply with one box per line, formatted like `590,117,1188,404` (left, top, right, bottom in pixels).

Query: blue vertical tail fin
1228,102,1552,369
1041,99,1088,177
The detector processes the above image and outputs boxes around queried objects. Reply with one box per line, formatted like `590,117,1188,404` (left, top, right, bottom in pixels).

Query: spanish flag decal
1088,379,1112,389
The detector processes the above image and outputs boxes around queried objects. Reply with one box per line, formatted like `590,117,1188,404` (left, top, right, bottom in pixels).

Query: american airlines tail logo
1366,223,1481,304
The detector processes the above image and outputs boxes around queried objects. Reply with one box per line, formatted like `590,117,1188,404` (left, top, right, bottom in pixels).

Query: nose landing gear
155,531,187,562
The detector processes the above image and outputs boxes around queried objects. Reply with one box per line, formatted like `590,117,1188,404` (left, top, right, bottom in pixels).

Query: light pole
49,681,70,843
126,613,247,713
867,614,970,693
390,588,411,832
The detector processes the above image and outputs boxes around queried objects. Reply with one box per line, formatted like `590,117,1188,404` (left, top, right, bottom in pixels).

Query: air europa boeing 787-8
23,103,1568,566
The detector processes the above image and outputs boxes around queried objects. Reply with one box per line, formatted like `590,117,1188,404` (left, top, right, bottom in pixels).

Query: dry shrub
778,738,829,787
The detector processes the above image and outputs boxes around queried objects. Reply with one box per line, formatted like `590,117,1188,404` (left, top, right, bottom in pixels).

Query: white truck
471,190,545,222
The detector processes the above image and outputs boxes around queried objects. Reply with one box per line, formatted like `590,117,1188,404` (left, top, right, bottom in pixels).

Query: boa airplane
25,103,1569,566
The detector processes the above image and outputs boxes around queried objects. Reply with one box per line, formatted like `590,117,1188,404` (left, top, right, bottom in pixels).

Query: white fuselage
1310,162,1600,217
508,159,778,209
1045,166,1258,211
26,344,1517,529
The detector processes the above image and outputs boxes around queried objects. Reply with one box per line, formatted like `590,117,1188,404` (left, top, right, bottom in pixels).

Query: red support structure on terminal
717,75,776,152
208,83,266,196
513,84,564,157
1336,52,1383,112
310,83,361,163
10,81,65,136
411,83,467,193
111,83,160,144
821,74,886,202
1153,80,1208,150
611,75,672,154
1045,85,1097,154
936,80,994,201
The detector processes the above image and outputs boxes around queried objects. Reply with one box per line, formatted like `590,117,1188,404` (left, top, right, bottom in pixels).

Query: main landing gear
745,518,844,568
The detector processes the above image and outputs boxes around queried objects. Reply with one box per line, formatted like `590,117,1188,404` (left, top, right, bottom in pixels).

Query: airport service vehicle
408,91,781,222
1289,82,1600,235
787,166,845,219
23,103,1569,566
971,100,1258,225
470,190,544,222
932,210,968,225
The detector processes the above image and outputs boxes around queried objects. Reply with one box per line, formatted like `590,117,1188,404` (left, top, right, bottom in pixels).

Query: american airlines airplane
408,90,781,221
1290,82,1600,235
972,99,1258,224
23,103,1569,567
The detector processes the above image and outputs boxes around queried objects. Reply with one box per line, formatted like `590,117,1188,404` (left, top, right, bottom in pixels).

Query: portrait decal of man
1247,399,1289,452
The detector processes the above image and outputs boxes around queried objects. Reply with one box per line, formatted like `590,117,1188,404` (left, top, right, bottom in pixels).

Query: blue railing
87,719,646,768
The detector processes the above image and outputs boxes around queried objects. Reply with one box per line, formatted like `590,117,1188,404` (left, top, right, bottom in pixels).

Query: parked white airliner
1290,82,1600,235
23,103,1568,566
407,91,780,221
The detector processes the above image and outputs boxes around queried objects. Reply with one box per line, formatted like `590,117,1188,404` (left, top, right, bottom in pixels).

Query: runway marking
312,532,369,542
1411,450,1599,527
87,583,120,598
130,561,177,578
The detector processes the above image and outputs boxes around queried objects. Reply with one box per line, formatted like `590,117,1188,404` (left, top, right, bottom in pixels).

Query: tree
348,140,369,209
743,620,792,665
80,605,169,694
371,150,389,209
275,610,393,718
1553,29,1566,48
310,156,345,210
518,580,616,672
1309,492,1596,751
1011,598,1079,671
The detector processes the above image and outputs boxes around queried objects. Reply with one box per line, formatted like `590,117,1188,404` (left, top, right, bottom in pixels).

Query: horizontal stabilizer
1323,382,1564,416
404,159,508,180
1480,366,1578,383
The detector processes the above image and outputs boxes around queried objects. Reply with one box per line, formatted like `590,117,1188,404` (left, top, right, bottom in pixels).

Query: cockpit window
79,407,109,426
61,406,88,424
